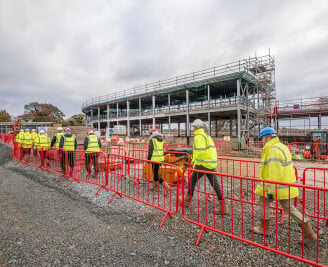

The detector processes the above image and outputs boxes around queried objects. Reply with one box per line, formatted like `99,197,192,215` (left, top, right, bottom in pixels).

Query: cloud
0,0,327,118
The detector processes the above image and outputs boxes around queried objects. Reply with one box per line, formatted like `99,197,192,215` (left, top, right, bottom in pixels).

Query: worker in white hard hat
22,128,32,162
84,129,102,176
35,129,51,167
31,129,38,156
15,129,25,146
51,127,64,148
179,119,228,214
59,127,77,176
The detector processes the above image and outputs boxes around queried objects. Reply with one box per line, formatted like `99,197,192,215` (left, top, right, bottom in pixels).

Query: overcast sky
0,0,327,118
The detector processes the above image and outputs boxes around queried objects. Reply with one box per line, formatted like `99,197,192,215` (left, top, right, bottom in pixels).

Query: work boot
179,194,193,207
214,199,229,215
150,182,159,191
162,181,171,193
299,222,317,243
253,219,272,235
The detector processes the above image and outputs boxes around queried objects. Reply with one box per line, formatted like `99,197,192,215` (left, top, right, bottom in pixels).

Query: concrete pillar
152,95,156,128
106,104,109,129
207,85,210,109
127,100,130,137
168,116,171,134
178,123,180,137
91,109,94,127
139,98,142,116
229,115,233,137
186,89,190,137
139,120,142,137
168,94,171,112
208,112,211,136
237,79,241,140
97,106,100,131
116,102,119,125
318,114,322,129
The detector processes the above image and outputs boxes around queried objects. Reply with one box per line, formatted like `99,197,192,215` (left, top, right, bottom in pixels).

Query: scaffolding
82,52,275,141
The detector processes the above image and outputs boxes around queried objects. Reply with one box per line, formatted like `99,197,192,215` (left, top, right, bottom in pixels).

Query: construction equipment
8,119,21,136
304,130,328,160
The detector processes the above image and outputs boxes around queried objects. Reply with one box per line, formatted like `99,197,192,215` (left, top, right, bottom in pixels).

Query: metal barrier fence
181,168,327,266
119,142,149,152
4,137,328,266
4,134,14,146
164,143,186,152
290,142,328,161
102,146,127,157
302,167,328,226
128,149,148,159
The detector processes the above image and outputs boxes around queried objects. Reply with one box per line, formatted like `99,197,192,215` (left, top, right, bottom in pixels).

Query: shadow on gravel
0,143,13,166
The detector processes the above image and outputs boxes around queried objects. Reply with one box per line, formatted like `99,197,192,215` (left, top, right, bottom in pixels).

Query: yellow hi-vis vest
55,132,64,148
151,138,164,162
86,134,100,153
192,128,217,169
16,132,24,144
62,135,76,151
31,132,38,143
36,134,50,151
22,132,32,149
255,137,299,200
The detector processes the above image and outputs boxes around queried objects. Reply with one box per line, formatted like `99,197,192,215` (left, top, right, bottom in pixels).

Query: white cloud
0,0,327,117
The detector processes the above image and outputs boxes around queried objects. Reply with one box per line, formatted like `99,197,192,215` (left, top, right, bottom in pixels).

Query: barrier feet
196,226,209,245
95,185,108,196
160,211,173,227
108,192,123,204
56,174,68,182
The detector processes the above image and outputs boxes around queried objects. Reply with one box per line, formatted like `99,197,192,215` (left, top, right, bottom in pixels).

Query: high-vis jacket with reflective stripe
255,137,299,200
192,128,217,169
85,134,101,152
22,132,32,148
150,138,164,162
55,132,64,148
16,132,24,144
36,134,50,151
31,132,38,143
62,135,76,151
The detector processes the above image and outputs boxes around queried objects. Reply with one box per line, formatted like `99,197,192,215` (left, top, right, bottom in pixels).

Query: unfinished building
82,53,275,141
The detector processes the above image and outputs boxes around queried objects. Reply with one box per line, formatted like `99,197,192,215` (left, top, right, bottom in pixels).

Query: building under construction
82,53,276,140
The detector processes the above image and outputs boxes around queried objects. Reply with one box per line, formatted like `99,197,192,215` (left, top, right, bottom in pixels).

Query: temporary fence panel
4,134,14,146
119,142,149,152
290,142,328,161
102,146,127,157
181,168,327,266
302,167,328,226
128,149,148,159
62,150,109,195
113,156,180,226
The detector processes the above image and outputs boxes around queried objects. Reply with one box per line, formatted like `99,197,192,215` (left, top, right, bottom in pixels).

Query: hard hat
87,129,94,135
64,127,71,132
25,128,30,132
56,127,63,132
149,128,158,134
191,119,204,129
259,127,277,140
39,130,45,134
32,129,36,132
20,129,25,132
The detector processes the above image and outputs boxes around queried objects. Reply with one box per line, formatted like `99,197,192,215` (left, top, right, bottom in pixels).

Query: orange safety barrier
181,168,327,266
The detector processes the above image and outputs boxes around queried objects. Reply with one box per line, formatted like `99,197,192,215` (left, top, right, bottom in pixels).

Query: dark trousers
152,163,163,183
187,165,223,200
60,151,74,173
85,153,99,175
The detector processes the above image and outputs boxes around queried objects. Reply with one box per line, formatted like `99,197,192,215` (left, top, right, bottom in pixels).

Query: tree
18,102,65,122
67,113,85,126
0,110,11,122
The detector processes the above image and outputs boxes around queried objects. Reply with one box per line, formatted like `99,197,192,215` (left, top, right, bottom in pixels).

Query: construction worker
179,119,228,214
31,129,38,156
35,129,50,167
22,128,33,162
51,127,64,148
15,129,25,161
253,127,317,243
59,127,77,176
84,129,102,176
147,128,171,192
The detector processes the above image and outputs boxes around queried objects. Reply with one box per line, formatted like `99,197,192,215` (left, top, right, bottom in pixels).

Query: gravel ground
0,144,324,266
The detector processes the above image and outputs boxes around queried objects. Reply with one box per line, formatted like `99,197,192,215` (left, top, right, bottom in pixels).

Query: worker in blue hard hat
253,127,317,243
